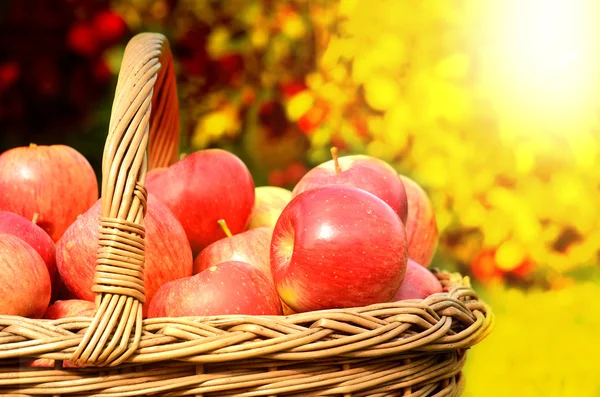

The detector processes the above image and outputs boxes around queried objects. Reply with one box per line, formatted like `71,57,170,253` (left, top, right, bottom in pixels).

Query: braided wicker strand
70,33,176,367
147,35,179,169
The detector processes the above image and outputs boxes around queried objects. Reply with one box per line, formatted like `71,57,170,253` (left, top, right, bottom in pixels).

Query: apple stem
217,219,233,238
330,147,342,175
32,213,39,225
329,146,342,175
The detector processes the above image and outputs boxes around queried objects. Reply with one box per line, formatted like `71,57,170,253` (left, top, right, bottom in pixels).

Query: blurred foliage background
1,0,599,395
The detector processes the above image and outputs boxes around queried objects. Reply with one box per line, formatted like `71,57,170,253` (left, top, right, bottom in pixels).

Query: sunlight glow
479,0,600,130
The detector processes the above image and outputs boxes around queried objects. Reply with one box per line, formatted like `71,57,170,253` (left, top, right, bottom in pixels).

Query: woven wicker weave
0,33,493,396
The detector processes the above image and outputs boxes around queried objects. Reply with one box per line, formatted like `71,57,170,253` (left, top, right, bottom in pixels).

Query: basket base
3,351,466,396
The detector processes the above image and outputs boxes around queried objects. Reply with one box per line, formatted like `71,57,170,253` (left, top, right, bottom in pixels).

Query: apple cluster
0,143,442,321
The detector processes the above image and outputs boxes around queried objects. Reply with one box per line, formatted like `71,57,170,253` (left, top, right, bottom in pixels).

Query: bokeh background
1,1,599,395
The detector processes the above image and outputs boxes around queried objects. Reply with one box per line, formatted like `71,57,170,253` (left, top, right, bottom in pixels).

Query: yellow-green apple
146,149,255,254
195,220,294,314
271,185,408,312
194,220,273,281
0,234,51,317
0,144,98,242
391,259,443,301
399,175,439,267
0,211,58,298
148,261,283,317
43,299,96,319
56,195,193,317
292,148,408,224
248,186,292,229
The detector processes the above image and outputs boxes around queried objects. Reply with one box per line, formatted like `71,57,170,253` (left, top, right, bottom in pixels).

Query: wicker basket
0,33,493,396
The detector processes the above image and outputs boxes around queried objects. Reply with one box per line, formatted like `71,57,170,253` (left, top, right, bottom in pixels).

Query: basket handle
71,33,179,367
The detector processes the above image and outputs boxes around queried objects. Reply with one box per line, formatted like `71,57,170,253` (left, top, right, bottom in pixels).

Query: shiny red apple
43,299,96,319
292,148,408,224
28,299,95,369
194,221,273,281
0,211,58,297
146,149,255,254
56,194,193,316
247,186,292,229
391,259,443,301
399,175,439,267
0,234,51,318
148,261,283,317
146,167,167,185
271,185,408,312
0,144,98,242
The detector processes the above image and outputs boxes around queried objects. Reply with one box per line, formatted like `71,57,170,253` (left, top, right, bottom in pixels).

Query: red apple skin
271,185,408,312
282,301,296,315
248,186,292,229
43,299,96,319
26,358,78,369
0,234,51,318
146,149,255,254
146,167,167,186
148,261,283,317
391,259,443,301
399,175,439,267
292,155,408,224
0,144,98,242
54,275,79,301
28,299,94,369
194,226,273,281
56,194,193,317
0,211,58,297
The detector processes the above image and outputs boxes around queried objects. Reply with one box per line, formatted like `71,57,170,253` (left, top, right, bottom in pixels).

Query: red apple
0,144,98,242
271,185,408,312
25,358,79,369
43,299,96,319
146,167,167,185
391,259,443,301
0,234,51,317
56,194,193,317
399,175,439,267
24,359,61,368
282,302,296,315
54,275,78,301
248,186,292,229
146,149,255,254
292,148,408,224
29,298,94,369
27,299,95,369
194,221,273,281
148,261,283,317
0,211,58,297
